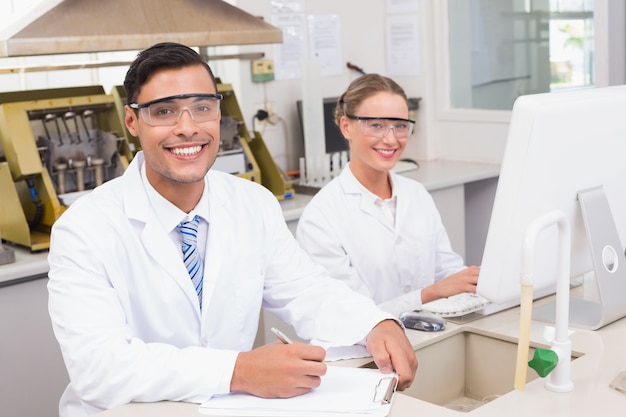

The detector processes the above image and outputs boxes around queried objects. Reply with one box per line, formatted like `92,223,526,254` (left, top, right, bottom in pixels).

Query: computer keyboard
421,293,491,317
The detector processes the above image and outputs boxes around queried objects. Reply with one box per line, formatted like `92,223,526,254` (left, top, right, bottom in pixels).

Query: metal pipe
45,113,63,146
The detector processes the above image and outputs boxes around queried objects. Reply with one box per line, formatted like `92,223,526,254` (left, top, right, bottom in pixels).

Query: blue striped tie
177,215,203,309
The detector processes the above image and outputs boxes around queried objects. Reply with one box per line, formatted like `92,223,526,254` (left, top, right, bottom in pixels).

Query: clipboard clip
373,376,398,404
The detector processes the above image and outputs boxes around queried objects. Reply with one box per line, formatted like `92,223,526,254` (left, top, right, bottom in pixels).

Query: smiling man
47,42,417,417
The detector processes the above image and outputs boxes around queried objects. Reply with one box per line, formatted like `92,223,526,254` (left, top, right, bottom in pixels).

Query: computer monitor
476,85,626,329
296,97,350,155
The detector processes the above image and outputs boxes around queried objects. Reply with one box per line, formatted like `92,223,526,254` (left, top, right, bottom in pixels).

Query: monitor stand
534,186,626,330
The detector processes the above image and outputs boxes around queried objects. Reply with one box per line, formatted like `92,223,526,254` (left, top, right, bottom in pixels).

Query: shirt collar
141,163,210,231
344,163,398,204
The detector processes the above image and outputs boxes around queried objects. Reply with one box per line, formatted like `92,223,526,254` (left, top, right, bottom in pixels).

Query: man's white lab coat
48,152,390,417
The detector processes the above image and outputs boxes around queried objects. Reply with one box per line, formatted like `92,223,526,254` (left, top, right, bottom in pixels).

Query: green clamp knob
528,348,558,378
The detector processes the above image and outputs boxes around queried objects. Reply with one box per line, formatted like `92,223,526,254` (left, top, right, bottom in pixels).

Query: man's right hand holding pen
230,331,327,398
229,321,417,398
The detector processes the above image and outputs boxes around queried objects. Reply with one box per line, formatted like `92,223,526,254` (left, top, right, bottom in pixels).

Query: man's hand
365,319,417,390
231,342,327,398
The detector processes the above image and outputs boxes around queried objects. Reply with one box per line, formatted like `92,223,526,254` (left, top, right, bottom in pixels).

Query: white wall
229,0,434,171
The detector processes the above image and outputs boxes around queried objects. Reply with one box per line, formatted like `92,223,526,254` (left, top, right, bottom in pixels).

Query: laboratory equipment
296,96,350,186
215,80,293,199
0,162,16,265
0,80,293,252
0,86,134,251
473,85,626,330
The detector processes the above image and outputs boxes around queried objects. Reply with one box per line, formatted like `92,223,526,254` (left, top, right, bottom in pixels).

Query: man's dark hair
124,42,218,106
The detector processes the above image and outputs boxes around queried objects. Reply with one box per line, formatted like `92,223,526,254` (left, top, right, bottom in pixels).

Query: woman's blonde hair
334,74,408,127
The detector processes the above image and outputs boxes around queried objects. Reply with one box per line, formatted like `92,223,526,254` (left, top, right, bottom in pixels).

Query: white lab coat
296,165,465,317
48,152,391,417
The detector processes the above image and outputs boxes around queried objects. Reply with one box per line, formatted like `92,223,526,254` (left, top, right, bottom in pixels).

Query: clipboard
199,365,397,417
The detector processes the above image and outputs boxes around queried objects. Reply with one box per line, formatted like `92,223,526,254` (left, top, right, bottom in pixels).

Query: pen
271,327,293,344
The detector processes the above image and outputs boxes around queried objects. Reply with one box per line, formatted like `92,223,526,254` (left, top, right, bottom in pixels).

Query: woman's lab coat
47,152,390,417
296,165,465,317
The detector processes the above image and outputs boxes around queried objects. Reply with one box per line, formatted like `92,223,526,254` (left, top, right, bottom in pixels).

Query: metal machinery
0,82,292,252
0,86,134,251
214,79,294,200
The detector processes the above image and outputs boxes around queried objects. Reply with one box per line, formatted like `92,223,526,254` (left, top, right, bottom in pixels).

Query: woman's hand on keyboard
421,265,480,304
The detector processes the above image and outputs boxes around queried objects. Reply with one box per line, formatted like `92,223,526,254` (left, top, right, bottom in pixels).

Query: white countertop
403,159,500,192
0,246,48,284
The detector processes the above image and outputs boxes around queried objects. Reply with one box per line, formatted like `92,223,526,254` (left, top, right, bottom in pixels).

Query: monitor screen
296,97,350,155
476,86,626,314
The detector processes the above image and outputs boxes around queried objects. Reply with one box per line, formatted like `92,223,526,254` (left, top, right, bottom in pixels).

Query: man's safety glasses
346,114,415,139
130,93,223,127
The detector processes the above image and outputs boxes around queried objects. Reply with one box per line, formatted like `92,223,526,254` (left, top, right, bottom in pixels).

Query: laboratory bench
0,159,500,417
94,286,626,417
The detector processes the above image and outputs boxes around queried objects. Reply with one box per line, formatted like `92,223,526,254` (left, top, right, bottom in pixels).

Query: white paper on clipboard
198,366,397,417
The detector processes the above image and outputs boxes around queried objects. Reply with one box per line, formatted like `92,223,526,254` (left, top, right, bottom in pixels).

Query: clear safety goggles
346,114,415,139
130,93,223,126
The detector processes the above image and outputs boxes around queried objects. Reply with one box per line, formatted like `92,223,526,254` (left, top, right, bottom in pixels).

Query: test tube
331,152,341,178
322,154,331,185
299,157,306,185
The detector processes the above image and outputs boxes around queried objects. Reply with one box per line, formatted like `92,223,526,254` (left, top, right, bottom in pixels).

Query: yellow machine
0,86,133,251
215,80,293,200
0,83,292,252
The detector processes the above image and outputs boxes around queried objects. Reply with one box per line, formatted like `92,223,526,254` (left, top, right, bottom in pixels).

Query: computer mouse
399,310,446,332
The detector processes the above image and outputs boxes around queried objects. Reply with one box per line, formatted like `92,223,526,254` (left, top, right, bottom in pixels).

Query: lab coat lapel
199,172,229,313
391,172,409,235
121,153,200,307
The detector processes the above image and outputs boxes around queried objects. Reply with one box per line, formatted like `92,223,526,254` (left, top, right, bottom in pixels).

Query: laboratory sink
362,328,582,412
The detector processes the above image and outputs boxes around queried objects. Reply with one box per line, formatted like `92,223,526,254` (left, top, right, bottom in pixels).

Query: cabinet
0,267,69,417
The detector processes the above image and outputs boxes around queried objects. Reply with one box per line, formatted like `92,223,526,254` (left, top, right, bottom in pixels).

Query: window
447,0,594,111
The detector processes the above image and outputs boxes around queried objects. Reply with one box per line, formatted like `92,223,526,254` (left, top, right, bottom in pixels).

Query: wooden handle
514,284,534,391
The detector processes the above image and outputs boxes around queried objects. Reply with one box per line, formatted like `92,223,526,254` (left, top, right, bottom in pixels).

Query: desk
0,249,68,417
95,289,626,416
